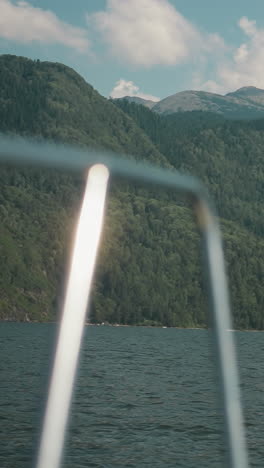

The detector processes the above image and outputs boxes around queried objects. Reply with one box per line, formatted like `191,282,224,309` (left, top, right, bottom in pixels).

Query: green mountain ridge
0,55,264,329
0,55,168,166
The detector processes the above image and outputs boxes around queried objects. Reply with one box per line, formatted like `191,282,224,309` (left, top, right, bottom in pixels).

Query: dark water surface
0,324,263,467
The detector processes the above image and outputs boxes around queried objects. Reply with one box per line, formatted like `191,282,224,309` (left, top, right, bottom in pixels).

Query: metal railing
0,135,249,468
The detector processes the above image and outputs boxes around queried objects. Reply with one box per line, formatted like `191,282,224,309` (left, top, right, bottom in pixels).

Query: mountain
114,95,156,109
114,99,264,329
151,87,264,119
114,99,264,236
0,54,171,323
1,55,264,329
118,86,264,120
0,55,167,165
226,86,264,106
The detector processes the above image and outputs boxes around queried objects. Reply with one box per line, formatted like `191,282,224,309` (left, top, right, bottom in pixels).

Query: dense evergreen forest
0,55,263,329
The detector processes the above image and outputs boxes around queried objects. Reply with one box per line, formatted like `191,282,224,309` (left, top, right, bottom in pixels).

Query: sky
1,0,264,101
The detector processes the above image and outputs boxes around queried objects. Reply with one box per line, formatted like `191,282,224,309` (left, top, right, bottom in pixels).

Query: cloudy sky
1,0,264,101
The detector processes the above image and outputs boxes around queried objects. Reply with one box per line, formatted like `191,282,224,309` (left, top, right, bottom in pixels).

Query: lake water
0,323,263,467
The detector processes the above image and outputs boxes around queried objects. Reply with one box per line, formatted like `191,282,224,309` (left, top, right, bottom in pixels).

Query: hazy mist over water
0,323,263,467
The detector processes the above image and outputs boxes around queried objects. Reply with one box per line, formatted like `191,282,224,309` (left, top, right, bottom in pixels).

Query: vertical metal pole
196,199,249,468
36,164,109,468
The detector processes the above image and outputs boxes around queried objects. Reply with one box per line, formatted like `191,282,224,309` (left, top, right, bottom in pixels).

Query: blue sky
0,0,264,101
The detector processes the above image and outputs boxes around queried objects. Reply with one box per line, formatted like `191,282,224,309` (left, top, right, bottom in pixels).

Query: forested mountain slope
114,100,264,328
0,55,167,165
0,55,264,329
114,100,264,236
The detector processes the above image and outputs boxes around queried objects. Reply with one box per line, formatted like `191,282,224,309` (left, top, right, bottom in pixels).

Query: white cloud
0,0,90,52
220,17,264,90
110,78,160,101
89,0,223,67
197,17,264,93
239,16,256,37
191,75,225,95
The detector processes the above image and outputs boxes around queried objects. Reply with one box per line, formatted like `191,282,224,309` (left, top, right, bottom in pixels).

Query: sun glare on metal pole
36,164,110,468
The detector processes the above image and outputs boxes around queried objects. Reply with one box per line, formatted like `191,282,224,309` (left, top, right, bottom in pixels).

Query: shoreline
1,319,264,332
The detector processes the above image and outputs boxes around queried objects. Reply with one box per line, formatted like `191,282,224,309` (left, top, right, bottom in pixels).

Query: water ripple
0,324,263,467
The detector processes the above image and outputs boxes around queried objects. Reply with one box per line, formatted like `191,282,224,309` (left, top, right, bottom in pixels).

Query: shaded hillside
113,100,264,328
0,55,264,329
0,54,190,325
114,100,264,236
0,54,167,165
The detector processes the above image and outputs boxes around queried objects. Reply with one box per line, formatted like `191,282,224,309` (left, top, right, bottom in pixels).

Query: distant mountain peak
151,86,264,119
236,86,259,91
114,85,264,119
227,86,264,96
